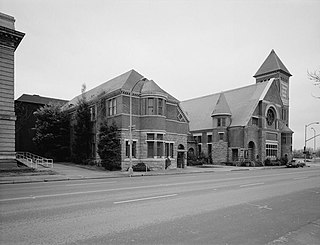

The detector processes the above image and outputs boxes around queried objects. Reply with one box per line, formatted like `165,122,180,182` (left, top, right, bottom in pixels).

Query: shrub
71,96,91,164
33,103,70,161
280,156,289,165
97,120,121,171
129,162,150,172
264,158,273,166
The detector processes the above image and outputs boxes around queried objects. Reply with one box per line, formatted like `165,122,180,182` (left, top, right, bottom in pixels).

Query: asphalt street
1,167,320,244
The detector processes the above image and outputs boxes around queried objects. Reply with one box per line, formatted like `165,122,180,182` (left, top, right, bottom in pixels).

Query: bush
264,158,279,166
128,162,150,172
97,120,121,171
33,103,70,161
280,156,289,165
71,96,91,164
255,161,263,167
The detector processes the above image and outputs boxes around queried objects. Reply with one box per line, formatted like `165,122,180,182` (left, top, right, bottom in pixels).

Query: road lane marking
240,182,264,188
64,181,116,187
293,177,308,180
0,196,35,202
247,202,272,210
114,194,178,204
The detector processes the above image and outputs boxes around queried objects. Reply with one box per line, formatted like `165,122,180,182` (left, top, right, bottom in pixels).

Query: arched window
266,107,276,126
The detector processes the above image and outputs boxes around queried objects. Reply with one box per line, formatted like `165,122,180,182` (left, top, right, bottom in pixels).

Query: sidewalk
0,161,296,185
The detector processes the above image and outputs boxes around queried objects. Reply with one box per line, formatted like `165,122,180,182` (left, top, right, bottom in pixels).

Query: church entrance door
248,141,255,161
177,144,185,168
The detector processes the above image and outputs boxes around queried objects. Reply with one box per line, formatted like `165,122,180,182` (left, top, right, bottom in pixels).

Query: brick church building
64,70,189,170
65,50,293,170
181,50,293,165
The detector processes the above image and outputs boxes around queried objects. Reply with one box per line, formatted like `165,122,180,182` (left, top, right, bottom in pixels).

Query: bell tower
254,50,292,125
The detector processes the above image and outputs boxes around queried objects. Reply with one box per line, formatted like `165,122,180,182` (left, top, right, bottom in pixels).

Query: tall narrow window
147,98,154,115
217,118,226,127
198,144,202,154
158,98,163,115
208,144,212,156
108,98,117,116
147,142,154,158
170,143,174,158
165,143,169,157
126,140,136,158
112,98,116,115
165,142,174,158
90,106,96,121
157,142,163,157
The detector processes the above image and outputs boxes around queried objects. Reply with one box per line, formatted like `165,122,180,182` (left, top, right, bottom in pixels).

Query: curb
0,165,291,184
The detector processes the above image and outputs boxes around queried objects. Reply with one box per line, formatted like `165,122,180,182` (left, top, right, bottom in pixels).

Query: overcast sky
2,0,319,150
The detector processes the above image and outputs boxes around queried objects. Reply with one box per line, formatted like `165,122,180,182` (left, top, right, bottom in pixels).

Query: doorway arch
177,144,185,168
248,141,255,161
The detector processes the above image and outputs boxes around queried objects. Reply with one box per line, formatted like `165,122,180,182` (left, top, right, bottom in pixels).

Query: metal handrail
16,152,54,168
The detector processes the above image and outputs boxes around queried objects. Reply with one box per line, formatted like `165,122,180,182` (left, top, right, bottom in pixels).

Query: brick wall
212,141,228,164
120,130,187,170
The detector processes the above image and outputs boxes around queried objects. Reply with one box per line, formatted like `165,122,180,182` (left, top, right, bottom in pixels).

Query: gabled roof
181,80,273,131
65,70,141,108
211,93,231,116
279,121,294,134
254,50,292,77
15,94,67,105
64,69,179,109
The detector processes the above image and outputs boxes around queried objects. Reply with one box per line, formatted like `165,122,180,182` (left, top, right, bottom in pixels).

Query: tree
308,70,320,99
33,103,70,161
97,120,121,170
71,94,91,164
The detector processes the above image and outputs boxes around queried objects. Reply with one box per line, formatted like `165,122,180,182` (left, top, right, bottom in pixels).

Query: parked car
286,159,306,168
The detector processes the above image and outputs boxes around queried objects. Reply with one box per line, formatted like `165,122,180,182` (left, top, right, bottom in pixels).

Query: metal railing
16,152,54,169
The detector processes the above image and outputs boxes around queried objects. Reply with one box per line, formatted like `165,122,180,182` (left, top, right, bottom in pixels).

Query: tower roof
211,92,232,116
254,49,292,77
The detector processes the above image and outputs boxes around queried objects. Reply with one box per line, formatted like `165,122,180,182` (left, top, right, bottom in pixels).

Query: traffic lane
93,187,320,245
1,168,319,214
0,166,315,192
1,174,319,244
1,169,319,216
1,167,319,200
0,167,312,194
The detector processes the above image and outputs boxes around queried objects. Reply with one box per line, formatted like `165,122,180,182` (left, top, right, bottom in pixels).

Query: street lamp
311,127,316,155
128,77,147,176
304,122,319,163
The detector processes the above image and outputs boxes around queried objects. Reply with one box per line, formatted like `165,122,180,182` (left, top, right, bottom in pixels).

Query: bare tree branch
308,70,320,86
308,70,320,99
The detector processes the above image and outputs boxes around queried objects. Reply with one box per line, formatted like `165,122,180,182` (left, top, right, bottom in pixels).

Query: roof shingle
181,80,273,131
254,50,292,77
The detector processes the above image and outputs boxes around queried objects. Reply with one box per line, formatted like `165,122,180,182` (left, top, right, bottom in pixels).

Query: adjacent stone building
0,13,24,168
64,70,189,170
181,50,293,165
